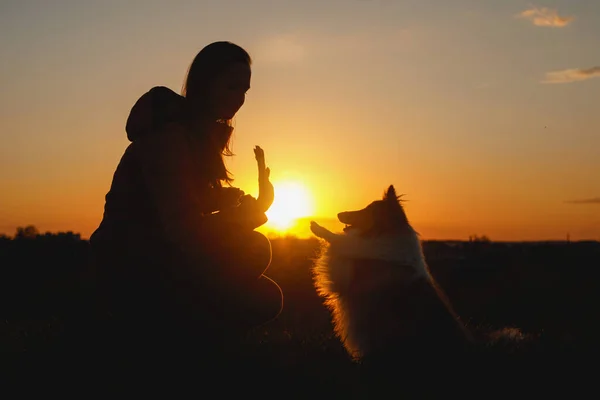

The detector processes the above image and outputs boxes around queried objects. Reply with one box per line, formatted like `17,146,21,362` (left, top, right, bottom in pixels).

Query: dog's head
338,185,410,236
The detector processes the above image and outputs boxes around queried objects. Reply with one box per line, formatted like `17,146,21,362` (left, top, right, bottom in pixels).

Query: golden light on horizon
265,180,314,232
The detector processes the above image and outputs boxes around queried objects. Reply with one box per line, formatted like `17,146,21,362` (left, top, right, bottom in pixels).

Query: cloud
564,198,600,204
253,34,307,65
517,6,574,27
542,66,600,84
252,27,415,66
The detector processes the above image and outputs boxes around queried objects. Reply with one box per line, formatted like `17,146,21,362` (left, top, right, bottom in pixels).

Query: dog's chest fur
317,230,430,293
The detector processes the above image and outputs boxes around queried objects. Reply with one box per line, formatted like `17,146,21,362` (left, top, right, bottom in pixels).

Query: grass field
1,234,598,393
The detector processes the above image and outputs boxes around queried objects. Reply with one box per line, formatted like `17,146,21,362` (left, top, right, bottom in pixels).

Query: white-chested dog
310,185,474,361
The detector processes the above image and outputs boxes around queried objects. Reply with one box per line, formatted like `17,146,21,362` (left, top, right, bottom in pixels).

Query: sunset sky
1,0,599,241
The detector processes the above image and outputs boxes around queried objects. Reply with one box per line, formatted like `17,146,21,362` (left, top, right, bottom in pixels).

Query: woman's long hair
181,41,252,187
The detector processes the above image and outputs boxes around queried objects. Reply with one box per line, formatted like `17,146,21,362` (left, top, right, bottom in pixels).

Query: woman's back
93,145,160,249
91,87,184,252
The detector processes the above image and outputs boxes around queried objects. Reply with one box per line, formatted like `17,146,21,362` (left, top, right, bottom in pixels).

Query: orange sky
1,1,599,241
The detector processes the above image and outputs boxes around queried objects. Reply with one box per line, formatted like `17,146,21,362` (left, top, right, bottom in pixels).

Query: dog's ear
383,185,397,202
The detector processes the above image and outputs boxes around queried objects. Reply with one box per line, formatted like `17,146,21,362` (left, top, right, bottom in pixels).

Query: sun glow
265,181,314,231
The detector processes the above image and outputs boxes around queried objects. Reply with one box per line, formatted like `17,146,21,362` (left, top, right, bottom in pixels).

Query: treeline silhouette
0,226,90,321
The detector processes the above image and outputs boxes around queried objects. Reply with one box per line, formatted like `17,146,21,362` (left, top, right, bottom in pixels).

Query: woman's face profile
208,62,251,120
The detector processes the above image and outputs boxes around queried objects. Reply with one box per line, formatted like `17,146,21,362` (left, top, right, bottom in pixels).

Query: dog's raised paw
310,221,329,238
310,220,320,234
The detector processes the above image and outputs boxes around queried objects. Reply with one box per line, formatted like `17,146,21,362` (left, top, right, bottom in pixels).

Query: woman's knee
230,275,283,329
244,231,272,273
246,230,270,247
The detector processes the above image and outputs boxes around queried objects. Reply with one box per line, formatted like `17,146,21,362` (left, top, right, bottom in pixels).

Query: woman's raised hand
254,146,274,213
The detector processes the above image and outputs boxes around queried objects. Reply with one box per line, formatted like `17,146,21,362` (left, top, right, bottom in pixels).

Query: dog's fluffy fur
310,185,475,361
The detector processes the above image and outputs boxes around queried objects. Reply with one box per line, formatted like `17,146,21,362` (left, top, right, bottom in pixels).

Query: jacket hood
125,86,186,142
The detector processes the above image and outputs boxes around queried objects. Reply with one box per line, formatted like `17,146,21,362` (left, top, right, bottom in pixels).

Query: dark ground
1,233,598,395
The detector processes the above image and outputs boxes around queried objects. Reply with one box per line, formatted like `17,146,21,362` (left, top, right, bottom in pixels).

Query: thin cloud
253,28,415,66
253,34,307,65
564,198,600,204
517,6,574,27
543,66,600,84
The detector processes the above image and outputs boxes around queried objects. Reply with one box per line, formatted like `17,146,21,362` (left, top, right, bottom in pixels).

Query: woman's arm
136,128,232,250
136,127,266,256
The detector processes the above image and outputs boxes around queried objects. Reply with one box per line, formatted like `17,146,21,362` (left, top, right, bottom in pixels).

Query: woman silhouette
90,42,282,351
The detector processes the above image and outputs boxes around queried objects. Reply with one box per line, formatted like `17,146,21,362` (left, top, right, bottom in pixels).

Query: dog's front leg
310,221,339,243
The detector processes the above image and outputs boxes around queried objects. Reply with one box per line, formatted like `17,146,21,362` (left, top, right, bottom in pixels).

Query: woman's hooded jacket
90,86,241,264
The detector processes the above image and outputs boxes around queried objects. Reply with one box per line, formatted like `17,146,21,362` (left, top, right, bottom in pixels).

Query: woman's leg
205,231,283,329
234,230,273,277
205,230,273,283
230,274,284,329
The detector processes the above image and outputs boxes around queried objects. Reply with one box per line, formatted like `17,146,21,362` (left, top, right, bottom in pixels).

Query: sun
265,181,314,231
